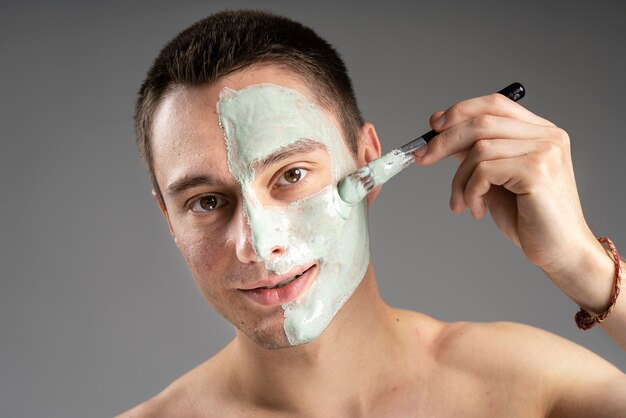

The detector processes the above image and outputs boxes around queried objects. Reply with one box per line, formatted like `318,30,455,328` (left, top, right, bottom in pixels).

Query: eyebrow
165,140,326,197
165,174,222,197
251,139,327,173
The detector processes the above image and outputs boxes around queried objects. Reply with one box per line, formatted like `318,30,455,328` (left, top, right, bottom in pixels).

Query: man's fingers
429,111,446,129
461,152,554,219
418,116,562,165
430,93,554,132
450,139,543,212
462,157,522,219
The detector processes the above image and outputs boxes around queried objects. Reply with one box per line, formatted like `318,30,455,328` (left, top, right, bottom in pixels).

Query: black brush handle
399,82,525,154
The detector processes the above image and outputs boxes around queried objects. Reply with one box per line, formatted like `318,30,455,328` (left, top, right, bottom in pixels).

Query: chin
242,315,326,349
234,310,295,350
253,337,295,350
242,327,293,350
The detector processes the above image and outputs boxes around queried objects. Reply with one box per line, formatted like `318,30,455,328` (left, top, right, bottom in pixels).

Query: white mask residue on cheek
218,84,369,345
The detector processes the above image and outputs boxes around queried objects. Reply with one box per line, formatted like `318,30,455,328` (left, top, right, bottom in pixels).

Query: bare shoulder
434,320,621,373
116,350,229,418
115,372,206,418
433,320,626,417
115,392,171,418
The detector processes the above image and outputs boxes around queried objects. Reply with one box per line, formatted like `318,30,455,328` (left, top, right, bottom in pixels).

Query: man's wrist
544,238,616,315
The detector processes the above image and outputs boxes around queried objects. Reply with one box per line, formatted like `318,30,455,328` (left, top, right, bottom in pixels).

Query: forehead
150,66,338,190
218,84,338,165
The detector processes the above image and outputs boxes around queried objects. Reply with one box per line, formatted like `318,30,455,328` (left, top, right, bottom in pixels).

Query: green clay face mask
218,84,370,345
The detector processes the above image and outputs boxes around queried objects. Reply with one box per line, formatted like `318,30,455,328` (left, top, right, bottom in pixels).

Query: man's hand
413,93,626,349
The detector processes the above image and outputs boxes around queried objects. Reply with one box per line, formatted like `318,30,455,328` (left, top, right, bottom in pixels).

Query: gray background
1,1,624,416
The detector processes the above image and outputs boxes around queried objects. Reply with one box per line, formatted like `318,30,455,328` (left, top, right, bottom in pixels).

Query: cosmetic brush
337,82,526,205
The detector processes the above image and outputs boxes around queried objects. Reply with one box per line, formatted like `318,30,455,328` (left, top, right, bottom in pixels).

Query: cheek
176,233,230,288
287,189,344,238
178,236,234,312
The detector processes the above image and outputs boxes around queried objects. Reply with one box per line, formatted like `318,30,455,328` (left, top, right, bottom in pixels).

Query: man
119,10,625,417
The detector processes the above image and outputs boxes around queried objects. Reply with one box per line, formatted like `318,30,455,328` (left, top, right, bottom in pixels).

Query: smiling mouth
240,264,318,307
259,268,312,290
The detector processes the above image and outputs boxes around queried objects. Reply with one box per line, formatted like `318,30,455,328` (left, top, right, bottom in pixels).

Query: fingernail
413,143,428,158
434,113,447,129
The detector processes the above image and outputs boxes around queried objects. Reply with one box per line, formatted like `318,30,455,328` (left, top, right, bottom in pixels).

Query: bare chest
368,368,546,418
214,373,546,418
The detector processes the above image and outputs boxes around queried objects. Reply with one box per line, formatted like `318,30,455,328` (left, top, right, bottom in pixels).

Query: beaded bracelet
575,237,622,330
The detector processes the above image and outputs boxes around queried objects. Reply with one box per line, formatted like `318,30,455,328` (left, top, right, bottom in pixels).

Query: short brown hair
135,10,364,204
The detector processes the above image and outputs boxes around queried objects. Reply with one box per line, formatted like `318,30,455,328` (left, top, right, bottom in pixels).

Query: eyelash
187,166,313,214
188,194,228,214
273,166,310,188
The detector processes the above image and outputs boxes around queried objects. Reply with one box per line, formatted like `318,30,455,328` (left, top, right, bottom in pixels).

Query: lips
259,272,304,290
238,264,318,306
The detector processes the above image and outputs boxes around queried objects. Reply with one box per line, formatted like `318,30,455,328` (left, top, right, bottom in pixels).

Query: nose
243,198,289,264
231,199,289,264
232,203,259,264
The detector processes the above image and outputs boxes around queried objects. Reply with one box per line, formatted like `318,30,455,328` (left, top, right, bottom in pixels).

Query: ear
356,123,382,206
152,189,177,243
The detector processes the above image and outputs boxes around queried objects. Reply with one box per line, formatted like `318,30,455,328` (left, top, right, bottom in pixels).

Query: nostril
270,246,284,254
269,245,285,260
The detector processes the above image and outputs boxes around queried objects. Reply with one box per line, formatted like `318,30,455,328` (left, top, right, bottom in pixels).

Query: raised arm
413,92,626,349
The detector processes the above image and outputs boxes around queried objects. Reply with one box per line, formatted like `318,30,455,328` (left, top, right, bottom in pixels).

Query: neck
223,264,408,414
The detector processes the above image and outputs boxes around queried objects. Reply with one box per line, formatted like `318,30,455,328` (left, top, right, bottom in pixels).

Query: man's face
151,67,369,348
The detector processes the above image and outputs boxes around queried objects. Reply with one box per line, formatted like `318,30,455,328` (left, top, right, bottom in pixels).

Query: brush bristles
352,167,375,192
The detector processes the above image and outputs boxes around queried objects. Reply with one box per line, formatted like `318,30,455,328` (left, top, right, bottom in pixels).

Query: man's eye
190,195,222,213
276,167,309,186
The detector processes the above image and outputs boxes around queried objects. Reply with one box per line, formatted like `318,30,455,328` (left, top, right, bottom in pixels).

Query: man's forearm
546,239,625,350
599,288,626,351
